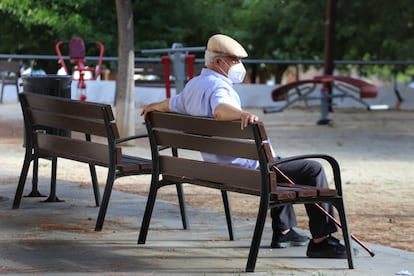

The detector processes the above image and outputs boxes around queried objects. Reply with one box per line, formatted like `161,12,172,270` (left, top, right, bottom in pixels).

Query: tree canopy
1,0,414,76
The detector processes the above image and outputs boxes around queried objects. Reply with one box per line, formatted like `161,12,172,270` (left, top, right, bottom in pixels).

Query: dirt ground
1,103,414,253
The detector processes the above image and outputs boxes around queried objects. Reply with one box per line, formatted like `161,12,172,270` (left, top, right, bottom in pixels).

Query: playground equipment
263,75,388,124
55,37,104,100
139,43,205,97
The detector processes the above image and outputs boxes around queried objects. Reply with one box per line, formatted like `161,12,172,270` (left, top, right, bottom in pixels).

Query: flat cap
206,34,248,58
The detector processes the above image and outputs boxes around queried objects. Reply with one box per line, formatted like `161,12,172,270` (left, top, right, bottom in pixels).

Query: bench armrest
116,133,171,152
269,153,343,194
115,133,148,144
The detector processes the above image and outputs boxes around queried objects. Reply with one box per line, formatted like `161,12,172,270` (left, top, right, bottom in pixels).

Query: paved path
1,167,414,275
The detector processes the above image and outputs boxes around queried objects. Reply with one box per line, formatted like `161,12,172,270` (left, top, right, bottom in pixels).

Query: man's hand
214,103,259,129
240,111,259,129
140,99,170,120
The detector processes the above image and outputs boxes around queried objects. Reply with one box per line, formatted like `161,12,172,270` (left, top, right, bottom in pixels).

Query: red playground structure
55,37,104,100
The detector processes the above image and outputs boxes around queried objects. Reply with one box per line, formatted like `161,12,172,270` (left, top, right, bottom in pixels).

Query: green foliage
2,0,414,79
133,0,243,58
0,0,117,72
0,0,117,54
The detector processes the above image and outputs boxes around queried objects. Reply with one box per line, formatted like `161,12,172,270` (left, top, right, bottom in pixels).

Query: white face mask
218,58,246,84
227,62,246,83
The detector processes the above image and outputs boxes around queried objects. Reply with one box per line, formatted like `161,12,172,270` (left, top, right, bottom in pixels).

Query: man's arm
140,98,171,119
214,103,258,129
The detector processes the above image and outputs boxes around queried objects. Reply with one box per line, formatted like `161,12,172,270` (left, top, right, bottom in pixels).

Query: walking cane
272,165,375,257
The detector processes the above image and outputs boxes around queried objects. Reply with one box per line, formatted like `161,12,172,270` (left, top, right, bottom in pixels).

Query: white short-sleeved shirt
169,68,260,169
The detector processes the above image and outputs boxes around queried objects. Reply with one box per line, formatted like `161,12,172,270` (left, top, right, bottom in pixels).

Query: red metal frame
161,56,171,98
55,37,104,100
161,54,196,98
185,54,195,79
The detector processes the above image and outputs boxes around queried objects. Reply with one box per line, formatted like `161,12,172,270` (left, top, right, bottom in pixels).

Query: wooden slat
29,109,110,137
159,156,264,195
277,183,338,198
154,130,259,160
270,190,297,200
149,111,263,140
277,186,317,197
23,92,114,120
317,188,338,197
34,134,112,167
118,155,152,173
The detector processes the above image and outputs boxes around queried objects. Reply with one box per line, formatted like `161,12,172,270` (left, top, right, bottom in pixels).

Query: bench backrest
0,60,20,73
145,111,277,196
19,92,121,167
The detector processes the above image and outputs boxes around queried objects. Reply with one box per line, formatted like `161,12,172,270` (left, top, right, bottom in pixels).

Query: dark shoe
271,228,309,248
306,235,347,258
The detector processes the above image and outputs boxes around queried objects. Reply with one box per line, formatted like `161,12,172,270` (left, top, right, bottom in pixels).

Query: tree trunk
115,0,135,142
323,0,336,112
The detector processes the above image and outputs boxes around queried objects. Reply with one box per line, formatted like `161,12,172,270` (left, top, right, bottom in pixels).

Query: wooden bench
0,59,20,103
13,93,192,232
264,75,380,113
138,111,354,272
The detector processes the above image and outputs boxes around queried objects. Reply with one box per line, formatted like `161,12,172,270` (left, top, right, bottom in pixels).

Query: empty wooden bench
13,92,190,232
138,111,354,272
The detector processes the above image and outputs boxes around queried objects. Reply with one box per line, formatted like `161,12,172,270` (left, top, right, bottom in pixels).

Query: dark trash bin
21,74,72,98
21,74,72,137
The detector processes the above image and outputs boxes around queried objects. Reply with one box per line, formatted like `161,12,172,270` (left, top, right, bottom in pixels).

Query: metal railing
3,53,414,66
2,53,414,88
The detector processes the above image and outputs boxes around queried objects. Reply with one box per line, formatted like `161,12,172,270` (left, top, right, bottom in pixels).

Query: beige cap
206,34,248,58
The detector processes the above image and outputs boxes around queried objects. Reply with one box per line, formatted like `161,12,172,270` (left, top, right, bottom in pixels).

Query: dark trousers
271,158,338,239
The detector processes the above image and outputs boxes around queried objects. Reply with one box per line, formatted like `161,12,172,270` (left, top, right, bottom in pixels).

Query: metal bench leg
334,201,354,269
221,190,234,240
245,197,268,272
89,164,101,206
85,134,101,206
44,157,64,202
12,154,32,208
95,167,116,231
138,181,159,244
26,157,45,197
176,183,188,229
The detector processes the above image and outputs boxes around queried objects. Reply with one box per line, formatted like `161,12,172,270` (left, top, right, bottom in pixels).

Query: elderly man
141,34,346,258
